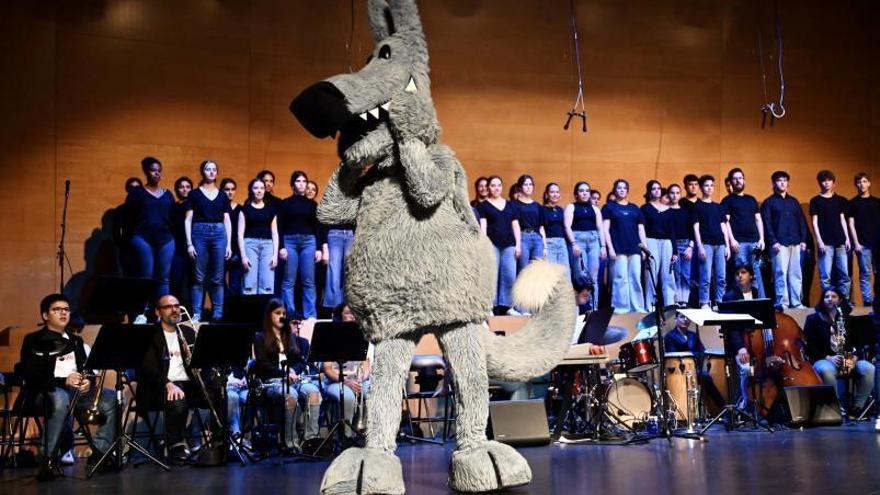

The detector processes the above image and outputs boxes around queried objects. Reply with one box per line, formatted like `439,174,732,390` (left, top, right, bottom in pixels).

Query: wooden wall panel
1,0,878,370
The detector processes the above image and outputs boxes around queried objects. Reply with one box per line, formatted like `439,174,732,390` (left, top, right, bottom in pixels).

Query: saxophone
833,311,853,378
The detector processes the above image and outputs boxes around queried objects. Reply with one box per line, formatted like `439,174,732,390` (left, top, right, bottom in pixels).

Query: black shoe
86,450,113,473
848,406,866,420
169,445,189,466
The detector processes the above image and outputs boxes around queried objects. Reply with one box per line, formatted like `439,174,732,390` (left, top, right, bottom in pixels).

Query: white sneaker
133,314,148,324
506,308,522,316
700,304,711,310
875,417,880,432
60,449,75,465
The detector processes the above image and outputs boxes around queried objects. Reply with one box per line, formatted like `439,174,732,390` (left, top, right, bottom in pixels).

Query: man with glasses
17,294,117,472
721,168,766,298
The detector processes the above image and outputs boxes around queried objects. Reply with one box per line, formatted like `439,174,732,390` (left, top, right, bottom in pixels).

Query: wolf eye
379,45,391,59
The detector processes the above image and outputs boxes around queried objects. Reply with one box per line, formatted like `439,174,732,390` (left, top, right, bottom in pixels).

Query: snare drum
600,376,654,427
664,352,696,421
703,348,729,415
618,340,658,373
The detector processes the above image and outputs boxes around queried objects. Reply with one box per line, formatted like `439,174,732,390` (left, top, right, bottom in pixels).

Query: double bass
744,311,822,418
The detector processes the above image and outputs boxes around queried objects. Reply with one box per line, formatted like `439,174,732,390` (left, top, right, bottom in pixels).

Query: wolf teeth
368,107,380,119
380,102,390,111
359,112,368,121
405,76,417,93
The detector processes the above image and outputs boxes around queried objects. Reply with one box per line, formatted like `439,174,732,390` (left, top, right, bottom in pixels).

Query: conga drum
703,348,729,415
664,351,696,421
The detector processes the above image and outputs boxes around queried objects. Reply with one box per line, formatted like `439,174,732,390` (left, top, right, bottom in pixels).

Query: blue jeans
610,253,645,313
130,234,175,299
226,386,248,435
517,232,544,272
46,387,117,455
573,230,602,310
191,223,227,321
493,245,517,307
264,381,299,447
772,245,803,308
854,248,874,304
324,380,371,437
323,229,355,309
814,359,875,409
243,238,275,295
282,234,317,319
818,245,851,298
644,238,675,311
733,241,765,298
699,244,726,305
545,237,570,280
672,239,692,305
295,381,322,439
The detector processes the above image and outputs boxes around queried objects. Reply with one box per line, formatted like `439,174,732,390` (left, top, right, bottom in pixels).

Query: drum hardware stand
628,253,704,443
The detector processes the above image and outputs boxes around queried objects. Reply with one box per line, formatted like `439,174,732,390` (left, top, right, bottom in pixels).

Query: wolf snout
290,81,351,139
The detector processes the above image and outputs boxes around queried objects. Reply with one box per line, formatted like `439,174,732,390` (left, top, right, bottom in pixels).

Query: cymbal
635,307,680,338
32,333,76,358
594,325,628,345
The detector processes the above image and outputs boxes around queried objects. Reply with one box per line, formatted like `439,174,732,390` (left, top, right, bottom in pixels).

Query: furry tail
484,260,575,382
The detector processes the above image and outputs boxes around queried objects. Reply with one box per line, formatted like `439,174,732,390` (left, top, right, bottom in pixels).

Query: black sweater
18,327,89,392
251,332,311,380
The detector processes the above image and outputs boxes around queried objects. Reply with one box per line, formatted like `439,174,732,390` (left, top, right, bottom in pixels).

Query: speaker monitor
487,399,550,447
783,385,843,427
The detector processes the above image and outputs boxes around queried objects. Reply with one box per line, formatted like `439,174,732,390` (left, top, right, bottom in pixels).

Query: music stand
308,322,370,457
189,324,257,465
84,323,170,477
222,295,274,325
85,277,156,324
718,298,777,329
577,308,613,345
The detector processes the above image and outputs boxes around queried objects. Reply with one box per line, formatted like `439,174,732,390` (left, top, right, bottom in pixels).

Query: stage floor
5,422,879,494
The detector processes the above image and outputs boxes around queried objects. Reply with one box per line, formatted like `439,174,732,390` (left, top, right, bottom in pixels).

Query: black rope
564,0,587,133
757,3,786,128
346,0,356,73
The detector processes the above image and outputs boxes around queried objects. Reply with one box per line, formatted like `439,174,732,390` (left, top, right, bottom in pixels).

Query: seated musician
226,367,249,443
136,294,211,465
252,298,321,451
804,288,875,417
17,294,117,471
322,304,372,439
721,263,759,406
663,312,726,407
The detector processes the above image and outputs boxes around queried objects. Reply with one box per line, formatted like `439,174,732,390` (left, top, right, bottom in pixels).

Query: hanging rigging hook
564,0,587,133
757,3,786,128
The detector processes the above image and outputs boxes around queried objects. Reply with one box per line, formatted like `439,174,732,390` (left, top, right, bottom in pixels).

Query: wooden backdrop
1,0,878,369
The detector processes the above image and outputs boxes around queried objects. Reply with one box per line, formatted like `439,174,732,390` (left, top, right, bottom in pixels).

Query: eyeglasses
49,307,71,314
159,304,181,310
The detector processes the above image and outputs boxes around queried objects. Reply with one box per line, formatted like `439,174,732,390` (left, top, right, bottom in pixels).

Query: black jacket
135,324,197,412
252,332,311,380
719,287,761,355
18,327,89,392
803,311,851,364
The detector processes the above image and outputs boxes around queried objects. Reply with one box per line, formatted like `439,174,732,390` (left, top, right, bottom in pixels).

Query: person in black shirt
305,180,319,201
804,288,875,416
541,183,570,279
847,172,879,306
257,169,282,207
602,179,647,314
721,168,766,298
761,171,808,309
479,175,521,314
112,177,142,277
641,180,677,311
221,178,243,298
565,181,606,310
809,169,851,298
666,184,695,306
169,176,194,311
185,160,232,322
720,264,761,405
693,175,730,308
126,157,176,299
513,175,545,274
278,170,322,319
663,313,726,407
471,176,488,207
238,178,279,295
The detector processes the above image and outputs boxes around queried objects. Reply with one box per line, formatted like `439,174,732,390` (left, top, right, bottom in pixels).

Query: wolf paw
448,440,532,493
320,447,405,495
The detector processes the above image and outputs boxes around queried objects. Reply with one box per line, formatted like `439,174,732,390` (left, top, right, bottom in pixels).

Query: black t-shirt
187,187,231,223
542,205,565,239
694,200,727,245
242,203,276,240
668,206,695,241
171,201,189,254
278,195,318,236
601,202,644,255
848,195,880,249
514,200,543,231
571,202,598,232
809,194,848,247
720,194,760,243
125,187,174,244
641,204,673,240
478,200,518,248
229,204,241,255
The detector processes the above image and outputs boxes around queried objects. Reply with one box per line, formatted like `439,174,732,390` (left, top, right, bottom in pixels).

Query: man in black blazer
720,264,762,406
17,294,117,469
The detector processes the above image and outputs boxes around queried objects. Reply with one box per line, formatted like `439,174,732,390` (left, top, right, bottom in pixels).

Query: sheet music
677,308,760,326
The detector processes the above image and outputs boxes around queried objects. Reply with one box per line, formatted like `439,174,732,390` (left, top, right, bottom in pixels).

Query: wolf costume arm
316,164,361,225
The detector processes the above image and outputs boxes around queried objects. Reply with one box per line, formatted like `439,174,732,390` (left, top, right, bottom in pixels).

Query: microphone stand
58,180,70,293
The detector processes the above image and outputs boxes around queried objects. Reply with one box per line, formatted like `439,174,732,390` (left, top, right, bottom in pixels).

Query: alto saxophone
834,311,853,378
355,362,367,432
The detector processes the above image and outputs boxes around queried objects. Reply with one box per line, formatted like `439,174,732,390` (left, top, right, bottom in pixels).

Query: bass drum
600,377,654,427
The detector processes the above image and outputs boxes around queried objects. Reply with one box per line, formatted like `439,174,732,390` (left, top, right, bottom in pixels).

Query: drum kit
549,308,728,442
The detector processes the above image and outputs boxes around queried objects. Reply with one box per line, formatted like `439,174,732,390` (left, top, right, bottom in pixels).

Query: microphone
64,179,70,197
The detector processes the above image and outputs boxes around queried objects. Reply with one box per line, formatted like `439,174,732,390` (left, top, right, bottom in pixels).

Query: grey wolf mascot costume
291,1,575,492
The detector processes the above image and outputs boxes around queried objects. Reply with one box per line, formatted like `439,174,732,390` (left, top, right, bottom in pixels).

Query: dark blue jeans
191,222,227,321
282,234,317,318
130,234,175,299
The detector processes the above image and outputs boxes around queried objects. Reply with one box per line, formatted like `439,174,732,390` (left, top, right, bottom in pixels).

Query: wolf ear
368,0,423,41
